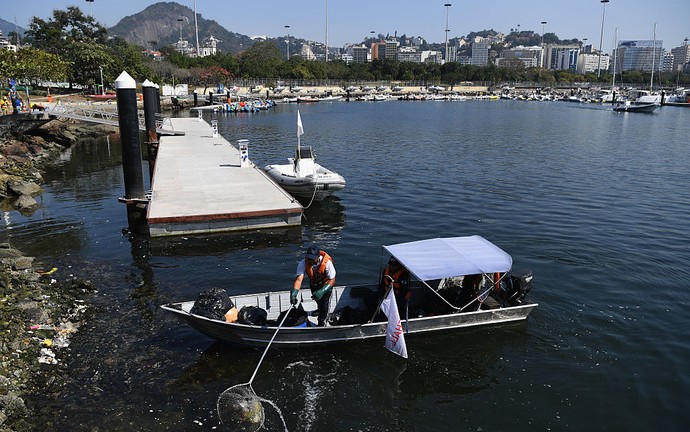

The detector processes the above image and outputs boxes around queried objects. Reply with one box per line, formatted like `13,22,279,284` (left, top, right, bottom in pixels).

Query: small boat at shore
161,235,537,348
87,93,116,101
296,96,319,103
264,111,345,201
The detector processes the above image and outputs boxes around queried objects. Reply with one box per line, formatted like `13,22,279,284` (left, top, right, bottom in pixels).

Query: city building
616,40,663,72
384,39,398,60
446,45,457,63
397,46,422,63
351,45,369,63
501,45,543,68
545,44,580,71
471,40,489,66
300,43,316,61
174,39,196,56
671,39,690,72
371,41,383,60
198,35,220,57
577,52,609,74
142,49,164,61
661,52,674,72
425,51,443,64
0,30,18,52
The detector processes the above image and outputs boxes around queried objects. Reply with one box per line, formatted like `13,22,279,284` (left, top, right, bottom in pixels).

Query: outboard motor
505,269,533,305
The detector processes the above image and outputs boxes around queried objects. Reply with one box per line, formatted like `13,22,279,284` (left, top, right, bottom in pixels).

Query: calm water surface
3,100,689,431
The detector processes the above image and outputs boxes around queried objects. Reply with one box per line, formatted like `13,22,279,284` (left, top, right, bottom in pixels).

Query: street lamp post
597,0,610,77
540,21,547,68
444,3,452,63
85,0,94,17
177,18,184,55
194,0,200,57
285,25,290,60
99,65,104,95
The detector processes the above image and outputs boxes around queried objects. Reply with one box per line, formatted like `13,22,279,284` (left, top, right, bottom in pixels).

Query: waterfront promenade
146,117,303,237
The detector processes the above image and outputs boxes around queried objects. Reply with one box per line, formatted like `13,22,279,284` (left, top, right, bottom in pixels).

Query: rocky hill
0,17,25,38
108,1,253,54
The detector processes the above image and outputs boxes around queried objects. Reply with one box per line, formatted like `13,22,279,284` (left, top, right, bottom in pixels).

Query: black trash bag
237,305,268,326
276,304,308,327
190,288,234,320
328,305,366,326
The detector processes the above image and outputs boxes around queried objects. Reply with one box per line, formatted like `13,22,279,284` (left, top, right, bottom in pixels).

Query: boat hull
613,103,659,113
264,164,345,201
161,286,537,348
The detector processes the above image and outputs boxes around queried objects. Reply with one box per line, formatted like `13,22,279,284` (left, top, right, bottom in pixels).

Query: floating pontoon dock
146,117,303,237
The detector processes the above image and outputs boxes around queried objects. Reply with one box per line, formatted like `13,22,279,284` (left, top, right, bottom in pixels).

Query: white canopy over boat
383,235,513,281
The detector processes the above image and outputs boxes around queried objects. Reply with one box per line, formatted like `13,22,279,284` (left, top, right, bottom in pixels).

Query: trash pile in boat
190,288,310,327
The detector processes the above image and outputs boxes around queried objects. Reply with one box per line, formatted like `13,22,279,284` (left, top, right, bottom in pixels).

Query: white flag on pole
297,110,304,137
380,288,408,359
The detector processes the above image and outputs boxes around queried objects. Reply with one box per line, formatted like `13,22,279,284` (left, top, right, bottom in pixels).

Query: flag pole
296,110,302,159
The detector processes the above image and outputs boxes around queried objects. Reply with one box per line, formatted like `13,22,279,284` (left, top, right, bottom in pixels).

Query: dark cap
306,245,320,260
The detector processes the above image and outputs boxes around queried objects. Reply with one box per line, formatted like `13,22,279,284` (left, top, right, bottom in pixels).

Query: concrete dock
146,117,303,237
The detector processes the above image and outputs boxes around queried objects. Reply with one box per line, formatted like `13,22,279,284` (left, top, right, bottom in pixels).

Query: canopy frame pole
418,271,510,312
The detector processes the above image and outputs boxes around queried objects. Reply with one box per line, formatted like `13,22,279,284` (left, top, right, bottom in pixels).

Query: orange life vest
305,251,332,290
383,265,409,297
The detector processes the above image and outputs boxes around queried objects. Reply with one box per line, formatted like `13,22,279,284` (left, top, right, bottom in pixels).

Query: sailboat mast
612,28,617,88
650,23,656,92
194,0,200,57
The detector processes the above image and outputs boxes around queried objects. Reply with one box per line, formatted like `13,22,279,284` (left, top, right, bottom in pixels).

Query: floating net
217,384,265,431
217,304,295,431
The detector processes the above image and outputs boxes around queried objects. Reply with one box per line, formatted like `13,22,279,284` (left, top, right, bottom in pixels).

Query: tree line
2,6,688,94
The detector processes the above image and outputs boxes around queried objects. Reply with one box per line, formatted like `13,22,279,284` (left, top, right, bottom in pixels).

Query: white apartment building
198,35,219,57
577,52,609,74
501,45,543,68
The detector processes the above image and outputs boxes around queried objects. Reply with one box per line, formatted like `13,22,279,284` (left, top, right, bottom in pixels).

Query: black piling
142,79,159,181
155,84,161,113
209,91,214,105
115,71,147,231
193,90,198,107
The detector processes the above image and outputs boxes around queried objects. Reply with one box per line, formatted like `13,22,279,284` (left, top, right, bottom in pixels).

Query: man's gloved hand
290,288,299,305
312,283,332,301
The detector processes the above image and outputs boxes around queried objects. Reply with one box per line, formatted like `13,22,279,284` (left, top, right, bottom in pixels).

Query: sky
2,0,689,51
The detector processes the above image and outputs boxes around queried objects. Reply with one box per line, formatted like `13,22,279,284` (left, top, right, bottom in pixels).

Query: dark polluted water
3,100,689,431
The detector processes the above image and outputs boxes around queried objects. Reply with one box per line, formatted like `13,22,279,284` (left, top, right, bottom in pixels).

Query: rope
421,272,509,312
301,170,320,210
249,301,297,385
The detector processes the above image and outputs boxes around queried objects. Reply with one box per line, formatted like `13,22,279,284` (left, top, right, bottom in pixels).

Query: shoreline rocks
0,120,109,432
0,242,97,431
0,118,117,214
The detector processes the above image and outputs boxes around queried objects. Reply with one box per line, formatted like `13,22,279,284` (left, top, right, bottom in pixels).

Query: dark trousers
314,289,332,326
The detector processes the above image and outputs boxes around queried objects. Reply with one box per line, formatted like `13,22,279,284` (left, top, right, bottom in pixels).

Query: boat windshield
383,236,512,282
295,147,314,159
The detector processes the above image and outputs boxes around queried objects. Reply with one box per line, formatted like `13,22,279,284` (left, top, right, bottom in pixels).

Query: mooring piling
115,71,147,229
142,79,159,180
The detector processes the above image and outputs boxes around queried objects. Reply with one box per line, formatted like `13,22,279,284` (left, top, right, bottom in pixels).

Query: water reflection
301,195,346,232
147,228,303,257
